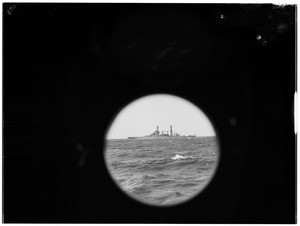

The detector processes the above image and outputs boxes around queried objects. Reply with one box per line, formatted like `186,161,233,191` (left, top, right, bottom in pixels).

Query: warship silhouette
128,125,196,139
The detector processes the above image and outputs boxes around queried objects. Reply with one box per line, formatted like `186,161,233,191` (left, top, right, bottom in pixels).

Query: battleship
128,125,197,139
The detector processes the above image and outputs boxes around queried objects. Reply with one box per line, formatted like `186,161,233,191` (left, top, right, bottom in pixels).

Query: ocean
104,136,219,206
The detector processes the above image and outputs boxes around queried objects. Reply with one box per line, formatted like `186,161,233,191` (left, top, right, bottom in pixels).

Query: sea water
105,136,219,206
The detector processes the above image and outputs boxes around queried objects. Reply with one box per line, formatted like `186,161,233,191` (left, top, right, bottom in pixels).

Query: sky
106,94,217,139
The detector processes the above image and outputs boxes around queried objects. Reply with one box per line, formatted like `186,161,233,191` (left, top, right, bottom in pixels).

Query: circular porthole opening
104,94,220,207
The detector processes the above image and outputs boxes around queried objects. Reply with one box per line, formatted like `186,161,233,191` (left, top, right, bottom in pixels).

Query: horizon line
106,135,217,140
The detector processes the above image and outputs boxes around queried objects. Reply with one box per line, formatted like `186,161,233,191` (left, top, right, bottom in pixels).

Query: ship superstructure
128,125,196,139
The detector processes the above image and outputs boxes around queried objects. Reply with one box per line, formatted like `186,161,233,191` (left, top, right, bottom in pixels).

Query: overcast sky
106,94,217,139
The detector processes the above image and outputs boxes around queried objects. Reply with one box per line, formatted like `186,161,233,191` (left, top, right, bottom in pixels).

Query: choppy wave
171,154,196,160
110,155,204,171
106,137,218,205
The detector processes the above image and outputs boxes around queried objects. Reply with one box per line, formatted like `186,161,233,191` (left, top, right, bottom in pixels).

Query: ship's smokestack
170,125,173,137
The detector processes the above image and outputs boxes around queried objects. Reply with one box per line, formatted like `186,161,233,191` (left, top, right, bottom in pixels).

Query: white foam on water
171,154,195,160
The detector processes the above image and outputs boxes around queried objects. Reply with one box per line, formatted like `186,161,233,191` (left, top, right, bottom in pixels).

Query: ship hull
127,136,197,139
